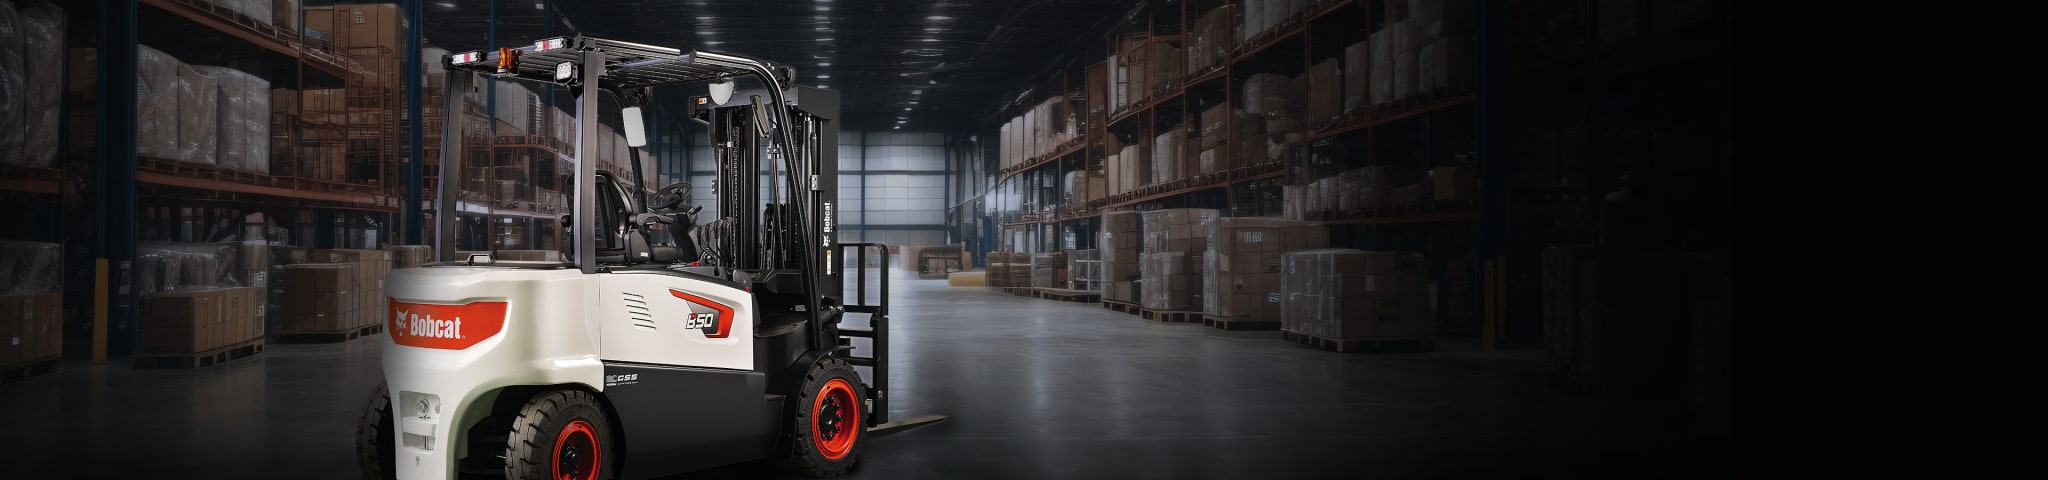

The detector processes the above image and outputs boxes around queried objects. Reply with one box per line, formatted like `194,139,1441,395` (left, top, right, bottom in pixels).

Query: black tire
505,390,617,480
777,358,867,478
355,381,396,480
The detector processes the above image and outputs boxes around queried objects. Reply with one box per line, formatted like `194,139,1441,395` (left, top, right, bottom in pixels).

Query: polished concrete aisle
1,269,1712,479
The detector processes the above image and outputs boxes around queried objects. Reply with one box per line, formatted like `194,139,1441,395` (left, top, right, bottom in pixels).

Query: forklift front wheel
779,358,866,477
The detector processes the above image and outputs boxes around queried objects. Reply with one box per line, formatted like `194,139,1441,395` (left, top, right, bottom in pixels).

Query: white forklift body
359,35,939,480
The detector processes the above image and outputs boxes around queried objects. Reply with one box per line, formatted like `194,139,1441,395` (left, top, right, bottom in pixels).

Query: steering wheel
651,182,692,213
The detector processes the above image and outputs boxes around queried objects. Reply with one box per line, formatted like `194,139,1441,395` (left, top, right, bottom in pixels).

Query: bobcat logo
394,309,410,334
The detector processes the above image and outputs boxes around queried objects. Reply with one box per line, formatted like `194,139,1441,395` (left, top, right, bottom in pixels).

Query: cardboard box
334,3,403,52
282,263,355,292
141,289,226,354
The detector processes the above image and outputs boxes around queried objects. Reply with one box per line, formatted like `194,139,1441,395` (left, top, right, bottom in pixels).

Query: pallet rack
965,0,1728,354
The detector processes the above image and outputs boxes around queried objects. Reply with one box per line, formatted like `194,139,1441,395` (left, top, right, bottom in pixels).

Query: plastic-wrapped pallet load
1279,249,1431,339
1138,208,1218,310
1068,249,1101,292
0,1,21,166
136,45,183,161
8,3,62,168
197,66,273,173
177,62,221,166
135,242,243,296
0,239,60,295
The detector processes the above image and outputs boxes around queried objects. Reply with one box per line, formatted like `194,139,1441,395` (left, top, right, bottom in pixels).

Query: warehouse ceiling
388,0,1133,134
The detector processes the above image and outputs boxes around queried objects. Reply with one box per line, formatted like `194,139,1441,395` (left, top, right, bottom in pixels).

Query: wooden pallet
1203,315,1281,331
1032,288,1101,303
133,339,266,370
1140,308,1202,324
1101,299,1141,315
1,356,62,384
1280,331,1434,353
270,323,385,344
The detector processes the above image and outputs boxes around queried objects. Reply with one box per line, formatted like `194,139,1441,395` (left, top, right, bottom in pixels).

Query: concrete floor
2,268,1721,479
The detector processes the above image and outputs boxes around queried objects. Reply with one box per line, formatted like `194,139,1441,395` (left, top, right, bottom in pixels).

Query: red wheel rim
552,419,601,480
810,378,860,460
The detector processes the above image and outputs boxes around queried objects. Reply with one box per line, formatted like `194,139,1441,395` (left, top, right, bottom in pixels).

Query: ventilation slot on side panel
623,292,656,330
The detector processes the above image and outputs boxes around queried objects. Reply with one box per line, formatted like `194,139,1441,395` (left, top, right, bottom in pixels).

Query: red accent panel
669,290,736,339
387,299,510,350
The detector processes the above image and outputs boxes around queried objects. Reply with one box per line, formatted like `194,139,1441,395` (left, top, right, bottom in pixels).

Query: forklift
356,35,941,480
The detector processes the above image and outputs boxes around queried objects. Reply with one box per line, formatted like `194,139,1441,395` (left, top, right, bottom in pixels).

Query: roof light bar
533,37,570,52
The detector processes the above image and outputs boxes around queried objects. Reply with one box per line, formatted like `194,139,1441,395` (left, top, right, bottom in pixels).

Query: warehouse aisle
0,268,1705,479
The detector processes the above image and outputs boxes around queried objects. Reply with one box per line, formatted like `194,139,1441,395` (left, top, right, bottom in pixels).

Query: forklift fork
836,242,945,436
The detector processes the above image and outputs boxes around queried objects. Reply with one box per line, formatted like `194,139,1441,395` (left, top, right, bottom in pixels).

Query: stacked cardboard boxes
984,252,1032,288
140,287,258,354
0,240,64,365
280,263,358,331
1279,249,1432,339
1139,209,1218,311
1030,251,1069,289
0,292,60,366
387,245,431,269
312,249,393,325
1202,218,1328,321
1098,211,1141,302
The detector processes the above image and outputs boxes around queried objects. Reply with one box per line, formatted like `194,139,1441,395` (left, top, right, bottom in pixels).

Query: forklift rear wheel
506,390,617,480
779,358,866,478
354,382,396,480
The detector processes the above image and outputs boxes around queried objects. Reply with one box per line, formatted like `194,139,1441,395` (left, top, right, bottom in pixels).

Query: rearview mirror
622,106,648,148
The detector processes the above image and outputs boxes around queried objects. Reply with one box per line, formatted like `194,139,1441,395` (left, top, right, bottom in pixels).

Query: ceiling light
908,101,919,104
922,38,939,42
929,79,938,85
818,62,832,67
925,27,945,32
817,38,834,42
818,85,829,89
817,74,830,79
927,15,953,21
814,16,828,21
703,41,723,45
904,107,912,111
911,89,922,94
815,26,831,31
817,6,831,11
900,73,911,77
435,1,455,8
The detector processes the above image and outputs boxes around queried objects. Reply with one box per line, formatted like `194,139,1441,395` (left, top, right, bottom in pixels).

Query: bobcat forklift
356,35,942,480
